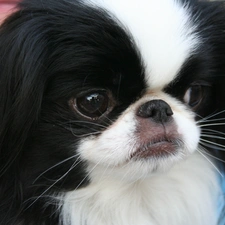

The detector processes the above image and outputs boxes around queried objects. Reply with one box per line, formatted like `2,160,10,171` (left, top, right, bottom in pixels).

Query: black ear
0,9,49,176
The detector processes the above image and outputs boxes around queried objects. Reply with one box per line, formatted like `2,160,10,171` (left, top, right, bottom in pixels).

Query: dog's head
0,0,225,223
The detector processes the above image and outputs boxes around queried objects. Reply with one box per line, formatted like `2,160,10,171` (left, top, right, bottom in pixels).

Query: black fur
0,0,146,224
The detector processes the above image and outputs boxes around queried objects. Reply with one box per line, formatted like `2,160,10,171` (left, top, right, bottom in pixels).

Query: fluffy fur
0,0,225,224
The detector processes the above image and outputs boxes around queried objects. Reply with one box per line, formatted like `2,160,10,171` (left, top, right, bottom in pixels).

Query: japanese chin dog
0,0,225,224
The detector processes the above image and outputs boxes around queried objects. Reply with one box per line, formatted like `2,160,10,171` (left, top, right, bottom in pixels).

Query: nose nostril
137,99,173,123
166,107,173,117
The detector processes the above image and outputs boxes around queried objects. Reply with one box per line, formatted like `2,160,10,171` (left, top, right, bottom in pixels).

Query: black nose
136,99,173,123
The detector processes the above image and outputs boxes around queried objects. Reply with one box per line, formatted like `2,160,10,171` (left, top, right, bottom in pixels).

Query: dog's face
36,0,203,182
1,1,225,221
38,0,211,181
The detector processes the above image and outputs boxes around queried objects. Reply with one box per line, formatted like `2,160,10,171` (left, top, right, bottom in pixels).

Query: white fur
84,0,199,89
60,152,219,225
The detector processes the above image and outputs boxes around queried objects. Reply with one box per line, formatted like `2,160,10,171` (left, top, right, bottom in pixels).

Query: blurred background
0,0,20,24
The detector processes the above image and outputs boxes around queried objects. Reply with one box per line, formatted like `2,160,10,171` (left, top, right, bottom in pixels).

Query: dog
0,0,225,224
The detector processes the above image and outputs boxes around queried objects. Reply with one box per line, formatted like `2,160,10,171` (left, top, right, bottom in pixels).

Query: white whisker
197,149,223,177
197,110,225,123
200,118,225,123
201,134,225,141
62,120,108,129
74,157,105,191
69,129,102,138
25,157,83,210
200,138,225,150
33,154,81,184
200,122,225,128
199,148,225,164
199,141,225,151
201,129,225,136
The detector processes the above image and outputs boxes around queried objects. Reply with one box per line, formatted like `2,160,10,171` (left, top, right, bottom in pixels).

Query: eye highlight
70,90,115,120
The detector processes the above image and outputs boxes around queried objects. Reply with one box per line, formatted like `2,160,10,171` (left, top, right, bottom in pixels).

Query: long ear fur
0,9,49,176
0,7,54,223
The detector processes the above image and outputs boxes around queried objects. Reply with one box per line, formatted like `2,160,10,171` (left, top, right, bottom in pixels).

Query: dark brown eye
72,91,113,120
184,85,203,108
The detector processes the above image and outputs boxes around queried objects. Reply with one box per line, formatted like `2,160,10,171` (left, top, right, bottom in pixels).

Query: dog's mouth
130,137,182,159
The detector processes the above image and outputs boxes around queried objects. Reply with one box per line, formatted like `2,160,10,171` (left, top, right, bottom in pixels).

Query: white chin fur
60,152,220,225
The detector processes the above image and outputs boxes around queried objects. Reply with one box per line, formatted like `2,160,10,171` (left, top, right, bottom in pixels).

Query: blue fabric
218,170,225,225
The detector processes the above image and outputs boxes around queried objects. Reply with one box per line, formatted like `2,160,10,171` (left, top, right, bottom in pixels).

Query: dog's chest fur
61,153,219,225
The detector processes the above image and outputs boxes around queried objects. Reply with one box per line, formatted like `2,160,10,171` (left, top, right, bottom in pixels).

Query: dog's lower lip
131,141,177,159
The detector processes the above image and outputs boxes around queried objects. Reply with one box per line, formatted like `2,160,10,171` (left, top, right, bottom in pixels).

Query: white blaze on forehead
84,0,200,89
